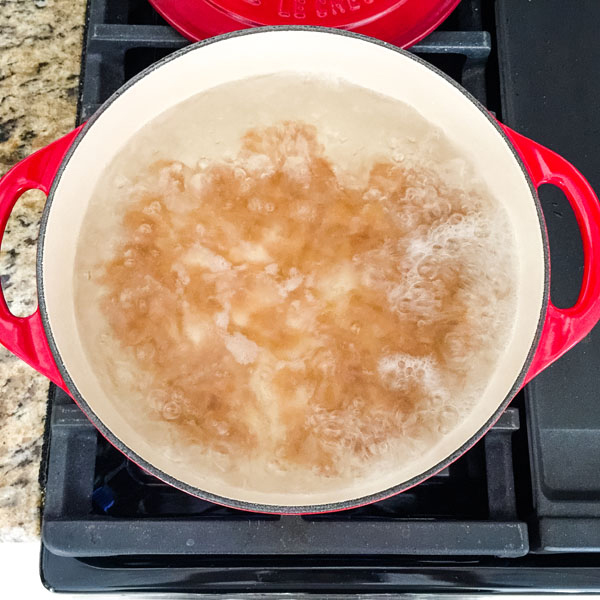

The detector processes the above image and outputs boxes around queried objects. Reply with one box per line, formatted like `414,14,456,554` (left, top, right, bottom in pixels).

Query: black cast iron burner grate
43,386,526,557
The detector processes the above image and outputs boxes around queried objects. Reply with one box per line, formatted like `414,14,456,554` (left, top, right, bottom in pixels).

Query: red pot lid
148,0,461,48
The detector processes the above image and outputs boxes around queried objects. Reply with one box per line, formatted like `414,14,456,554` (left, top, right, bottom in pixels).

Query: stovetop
39,0,600,594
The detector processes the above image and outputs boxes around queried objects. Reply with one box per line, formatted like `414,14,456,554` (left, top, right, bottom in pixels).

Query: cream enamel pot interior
1,28,600,514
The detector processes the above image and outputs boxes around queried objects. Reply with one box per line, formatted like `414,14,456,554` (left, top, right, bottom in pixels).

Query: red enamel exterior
1,120,599,513
499,124,600,386
0,126,84,394
147,0,462,47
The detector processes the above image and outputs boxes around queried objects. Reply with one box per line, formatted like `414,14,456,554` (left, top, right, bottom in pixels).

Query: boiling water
75,74,517,495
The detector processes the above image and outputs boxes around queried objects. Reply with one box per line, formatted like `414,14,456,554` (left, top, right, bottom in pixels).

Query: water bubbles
243,153,274,177
417,259,436,280
214,421,229,436
447,212,464,226
142,201,161,216
137,223,152,235
362,188,383,202
446,238,459,252
247,197,275,213
281,155,310,185
134,223,153,243
162,399,181,421
196,157,210,171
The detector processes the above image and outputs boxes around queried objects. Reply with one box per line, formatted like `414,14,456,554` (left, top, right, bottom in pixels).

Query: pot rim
36,25,550,514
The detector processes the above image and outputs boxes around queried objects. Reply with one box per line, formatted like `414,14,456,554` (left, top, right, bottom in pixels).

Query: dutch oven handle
500,124,600,385
0,126,84,393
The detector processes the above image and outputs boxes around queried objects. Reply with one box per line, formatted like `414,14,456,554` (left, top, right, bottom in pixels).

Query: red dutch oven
1,29,600,514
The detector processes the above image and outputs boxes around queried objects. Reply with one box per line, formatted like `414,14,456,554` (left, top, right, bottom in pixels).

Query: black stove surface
39,0,600,594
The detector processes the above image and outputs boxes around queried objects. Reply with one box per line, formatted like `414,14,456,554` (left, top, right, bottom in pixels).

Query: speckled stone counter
0,0,86,542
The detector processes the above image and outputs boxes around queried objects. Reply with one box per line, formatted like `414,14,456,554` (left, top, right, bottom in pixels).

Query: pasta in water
75,74,517,494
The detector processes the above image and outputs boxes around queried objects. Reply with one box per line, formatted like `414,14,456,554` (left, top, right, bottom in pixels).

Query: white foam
242,154,275,177
279,269,304,297
230,241,272,264
224,332,260,365
377,353,443,397
214,309,230,330
184,244,231,272
281,155,311,185
182,305,212,346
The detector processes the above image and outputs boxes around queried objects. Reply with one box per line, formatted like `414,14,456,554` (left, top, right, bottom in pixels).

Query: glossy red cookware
148,0,462,47
1,28,599,514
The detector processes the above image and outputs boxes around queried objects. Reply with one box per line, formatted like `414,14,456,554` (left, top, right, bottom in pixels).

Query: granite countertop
0,0,86,542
